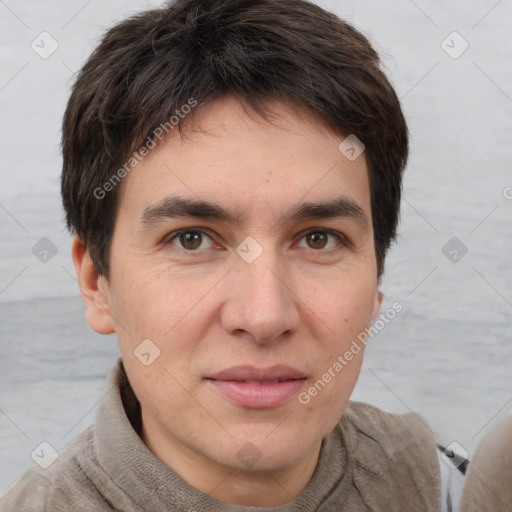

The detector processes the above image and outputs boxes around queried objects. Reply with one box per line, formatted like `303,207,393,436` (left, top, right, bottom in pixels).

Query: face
78,96,382,483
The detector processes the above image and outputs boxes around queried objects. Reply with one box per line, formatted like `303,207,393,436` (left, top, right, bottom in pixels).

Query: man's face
84,96,381,477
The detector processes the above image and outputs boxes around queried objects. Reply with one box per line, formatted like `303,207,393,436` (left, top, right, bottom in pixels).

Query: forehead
114,96,372,228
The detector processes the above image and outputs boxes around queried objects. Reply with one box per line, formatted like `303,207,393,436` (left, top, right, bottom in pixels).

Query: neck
141,415,322,507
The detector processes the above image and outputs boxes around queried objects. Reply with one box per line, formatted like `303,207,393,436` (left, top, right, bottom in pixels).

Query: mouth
206,364,306,382
205,365,307,408
239,379,300,384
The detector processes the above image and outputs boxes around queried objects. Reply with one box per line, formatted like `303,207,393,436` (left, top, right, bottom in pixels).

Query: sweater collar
94,358,353,512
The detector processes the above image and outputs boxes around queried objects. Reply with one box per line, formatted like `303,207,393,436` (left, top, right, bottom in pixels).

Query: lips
205,365,307,408
206,364,307,382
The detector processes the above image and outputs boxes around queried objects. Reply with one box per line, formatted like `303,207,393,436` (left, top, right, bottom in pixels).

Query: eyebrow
139,195,369,232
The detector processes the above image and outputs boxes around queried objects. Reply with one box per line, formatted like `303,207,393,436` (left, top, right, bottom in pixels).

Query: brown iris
179,231,203,250
306,231,328,250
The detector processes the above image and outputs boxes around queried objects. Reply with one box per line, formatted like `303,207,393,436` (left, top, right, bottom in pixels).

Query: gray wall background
1,0,511,496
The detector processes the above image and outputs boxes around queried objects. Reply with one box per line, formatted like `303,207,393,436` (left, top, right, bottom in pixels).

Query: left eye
168,230,215,251
297,230,344,251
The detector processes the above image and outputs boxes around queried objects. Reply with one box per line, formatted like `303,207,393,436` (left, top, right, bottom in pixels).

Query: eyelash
163,228,349,255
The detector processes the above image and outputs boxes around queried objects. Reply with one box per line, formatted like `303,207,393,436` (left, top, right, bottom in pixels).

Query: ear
370,289,384,324
71,235,115,335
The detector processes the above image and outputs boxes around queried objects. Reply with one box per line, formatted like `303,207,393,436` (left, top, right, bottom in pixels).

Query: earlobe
71,235,115,335
370,290,384,323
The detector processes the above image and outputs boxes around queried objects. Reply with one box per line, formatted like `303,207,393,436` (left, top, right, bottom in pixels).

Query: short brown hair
61,0,408,280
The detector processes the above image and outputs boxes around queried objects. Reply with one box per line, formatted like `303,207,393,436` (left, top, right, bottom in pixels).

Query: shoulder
0,467,53,512
468,413,512,466
336,401,442,510
460,414,512,511
341,402,468,511
0,427,108,512
342,400,437,450
340,400,439,473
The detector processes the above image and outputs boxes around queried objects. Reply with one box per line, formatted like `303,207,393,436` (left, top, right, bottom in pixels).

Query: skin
72,95,383,506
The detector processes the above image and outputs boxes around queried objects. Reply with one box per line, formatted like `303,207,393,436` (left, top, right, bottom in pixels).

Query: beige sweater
1,359,441,511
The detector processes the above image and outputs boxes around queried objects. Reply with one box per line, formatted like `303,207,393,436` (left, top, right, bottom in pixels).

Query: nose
220,242,301,345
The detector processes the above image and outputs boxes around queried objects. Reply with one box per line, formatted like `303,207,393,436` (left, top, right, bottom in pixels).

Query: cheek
109,266,219,372
299,357,364,440
110,266,182,330
307,274,377,338
302,274,375,411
